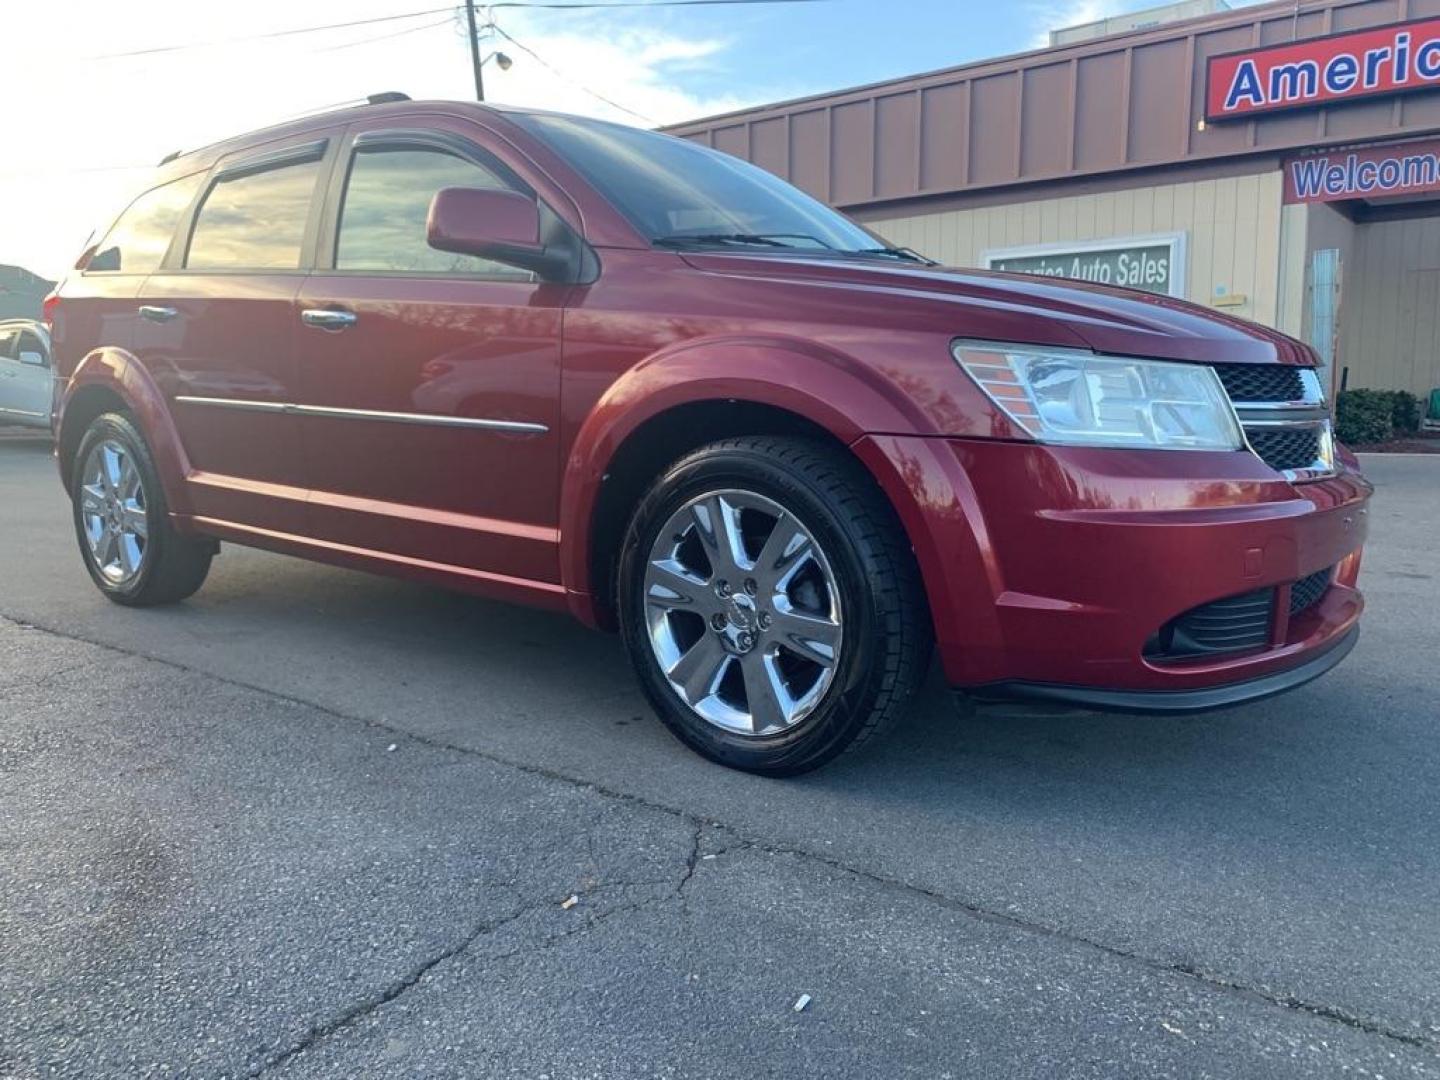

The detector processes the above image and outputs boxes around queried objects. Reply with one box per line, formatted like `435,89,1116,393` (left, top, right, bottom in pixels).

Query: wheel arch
560,339,939,631
57,348,192,516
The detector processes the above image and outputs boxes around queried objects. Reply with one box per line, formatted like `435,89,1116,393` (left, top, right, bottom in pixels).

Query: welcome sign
1283,138,1440,204
1207,18,1440,121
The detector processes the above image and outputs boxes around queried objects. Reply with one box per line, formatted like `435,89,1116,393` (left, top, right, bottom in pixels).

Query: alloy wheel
642,488,844,736
79,439,149,586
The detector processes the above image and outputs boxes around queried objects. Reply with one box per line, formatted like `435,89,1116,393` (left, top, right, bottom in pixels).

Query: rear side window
89,173,204,273
336,148,521,277
0,330,15,359
186,159,322,270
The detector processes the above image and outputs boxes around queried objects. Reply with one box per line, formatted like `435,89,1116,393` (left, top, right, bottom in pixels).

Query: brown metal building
665,0,1440,402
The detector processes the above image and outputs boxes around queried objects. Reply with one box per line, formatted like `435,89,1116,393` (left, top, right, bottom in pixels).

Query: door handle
301,308,357,331
138,305,179,323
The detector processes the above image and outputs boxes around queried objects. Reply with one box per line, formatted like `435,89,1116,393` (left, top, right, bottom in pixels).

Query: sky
1,0,1250,281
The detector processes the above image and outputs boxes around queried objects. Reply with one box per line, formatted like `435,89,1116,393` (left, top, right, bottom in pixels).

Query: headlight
953,340,1244,451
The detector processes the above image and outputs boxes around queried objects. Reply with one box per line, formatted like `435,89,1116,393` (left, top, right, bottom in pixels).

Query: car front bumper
852,435,1371,705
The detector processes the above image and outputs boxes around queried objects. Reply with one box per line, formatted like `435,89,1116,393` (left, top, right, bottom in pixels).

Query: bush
1335,389,1394,445
1391,390,1423,434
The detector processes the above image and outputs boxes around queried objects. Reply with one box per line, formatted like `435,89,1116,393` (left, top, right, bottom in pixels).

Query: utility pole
465,0,485,101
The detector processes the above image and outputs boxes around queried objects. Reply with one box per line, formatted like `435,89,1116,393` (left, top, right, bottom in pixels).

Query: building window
1308,248,1340,392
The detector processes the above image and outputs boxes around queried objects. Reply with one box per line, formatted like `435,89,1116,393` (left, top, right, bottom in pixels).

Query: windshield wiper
851,246,936,265
653,233,831,250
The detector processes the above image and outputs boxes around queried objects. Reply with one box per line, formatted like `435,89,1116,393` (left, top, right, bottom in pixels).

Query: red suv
46,97,1369,774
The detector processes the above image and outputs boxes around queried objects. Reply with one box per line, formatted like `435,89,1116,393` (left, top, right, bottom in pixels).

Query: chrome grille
1211,365,1336,481
1247,427,1324,472
1213,364,1306,404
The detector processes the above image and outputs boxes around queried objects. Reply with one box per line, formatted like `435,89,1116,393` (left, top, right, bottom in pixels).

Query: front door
294,120,565,585
136,135,336,535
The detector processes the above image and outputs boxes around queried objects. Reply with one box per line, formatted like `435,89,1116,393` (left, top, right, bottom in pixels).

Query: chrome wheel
79,439,148,586
643,489,843,736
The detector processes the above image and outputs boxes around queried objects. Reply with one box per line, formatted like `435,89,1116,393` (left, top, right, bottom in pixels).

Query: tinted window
186,159,322,270
516,113,879,253
0,330,15,360
89,173,204,273
336,148,518,276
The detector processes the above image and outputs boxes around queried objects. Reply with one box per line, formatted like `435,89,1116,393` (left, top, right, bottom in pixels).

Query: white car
0,320,53,429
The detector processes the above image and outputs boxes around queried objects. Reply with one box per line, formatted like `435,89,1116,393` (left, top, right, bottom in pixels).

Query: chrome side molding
174,396,548,434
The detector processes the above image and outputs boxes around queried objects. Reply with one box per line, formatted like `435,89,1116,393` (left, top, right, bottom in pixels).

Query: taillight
41,291,61,330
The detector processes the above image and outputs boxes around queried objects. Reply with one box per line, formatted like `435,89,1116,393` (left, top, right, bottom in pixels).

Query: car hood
678,253,1313,366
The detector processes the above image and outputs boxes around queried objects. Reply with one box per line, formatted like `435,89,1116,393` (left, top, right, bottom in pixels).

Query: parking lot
1,431,1437,1078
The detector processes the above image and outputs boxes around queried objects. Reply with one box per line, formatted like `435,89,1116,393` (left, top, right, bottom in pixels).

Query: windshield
516,113,899,257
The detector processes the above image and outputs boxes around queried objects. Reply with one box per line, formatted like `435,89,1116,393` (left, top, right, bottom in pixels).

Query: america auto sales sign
1207,17,1440,121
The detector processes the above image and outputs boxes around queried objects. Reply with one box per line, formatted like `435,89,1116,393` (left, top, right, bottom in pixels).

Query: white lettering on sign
982,234,1186,298
1284,141,1440,203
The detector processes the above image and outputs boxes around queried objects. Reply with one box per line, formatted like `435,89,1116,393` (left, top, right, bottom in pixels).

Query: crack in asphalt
249,887,678,1078
250,863,694,1074
5,612,1436,1058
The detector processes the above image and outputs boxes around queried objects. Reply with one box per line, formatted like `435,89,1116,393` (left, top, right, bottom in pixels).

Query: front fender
557,335,938,620
59,347,192,516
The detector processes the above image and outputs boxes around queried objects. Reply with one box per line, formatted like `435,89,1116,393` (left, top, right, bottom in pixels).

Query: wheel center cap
726,593,757,630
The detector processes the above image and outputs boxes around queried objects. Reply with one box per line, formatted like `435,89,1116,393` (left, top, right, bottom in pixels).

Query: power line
90,8,454,60
91,0,829,60
316,16,457,52
486,22,660,125
492,0,827,6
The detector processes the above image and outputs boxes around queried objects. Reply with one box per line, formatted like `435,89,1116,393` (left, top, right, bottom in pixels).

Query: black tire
71,412,214,606
618,436,932,776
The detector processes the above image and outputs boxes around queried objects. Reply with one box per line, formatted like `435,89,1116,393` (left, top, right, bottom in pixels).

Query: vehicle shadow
12,441,1430,897
180,549,1427,874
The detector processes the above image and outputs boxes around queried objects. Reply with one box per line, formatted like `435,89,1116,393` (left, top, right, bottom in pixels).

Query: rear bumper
851,435,1370,699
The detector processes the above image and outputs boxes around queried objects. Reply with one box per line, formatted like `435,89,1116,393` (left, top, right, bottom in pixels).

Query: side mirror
18,350,47,368
426,187,570,281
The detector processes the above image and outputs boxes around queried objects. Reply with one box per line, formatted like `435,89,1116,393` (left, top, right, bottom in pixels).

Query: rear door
54,170,207,430
294,118,566,583
136,134,338,535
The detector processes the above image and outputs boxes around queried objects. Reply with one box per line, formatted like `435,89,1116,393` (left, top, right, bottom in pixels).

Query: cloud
0,1,770,279
1024,0,1134,49
479,16,756,128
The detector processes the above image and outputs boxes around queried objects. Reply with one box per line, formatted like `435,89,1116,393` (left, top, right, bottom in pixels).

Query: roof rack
153,93,412,168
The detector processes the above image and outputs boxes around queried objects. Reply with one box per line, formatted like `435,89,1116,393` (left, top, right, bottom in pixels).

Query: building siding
665,0,1440,213
868,170,1286,328
1344,216,1440,397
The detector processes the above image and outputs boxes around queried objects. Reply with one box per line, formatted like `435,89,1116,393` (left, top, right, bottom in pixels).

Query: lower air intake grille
1289,567,1333,616
1247,427,1322,472
1147,588,1274,659
1213,364,1306,403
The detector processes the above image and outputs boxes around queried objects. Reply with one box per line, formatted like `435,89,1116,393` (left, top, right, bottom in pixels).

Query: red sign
1206,17,1440,122
1283,138,1440,204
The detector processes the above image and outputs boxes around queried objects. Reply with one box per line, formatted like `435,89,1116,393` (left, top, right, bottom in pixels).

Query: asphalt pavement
2,431,1437,1078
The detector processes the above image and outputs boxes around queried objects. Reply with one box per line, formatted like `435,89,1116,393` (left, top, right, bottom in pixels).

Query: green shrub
1335,389,1394,445
1390,390,1423,434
